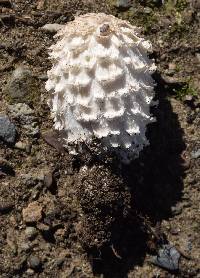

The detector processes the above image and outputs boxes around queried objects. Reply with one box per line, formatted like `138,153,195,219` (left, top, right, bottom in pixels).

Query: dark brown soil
0,0,199,277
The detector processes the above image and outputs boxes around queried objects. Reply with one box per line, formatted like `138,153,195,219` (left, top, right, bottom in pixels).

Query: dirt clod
22,201,43,223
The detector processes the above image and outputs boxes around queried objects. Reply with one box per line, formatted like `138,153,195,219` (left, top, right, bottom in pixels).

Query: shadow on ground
89,73,186,278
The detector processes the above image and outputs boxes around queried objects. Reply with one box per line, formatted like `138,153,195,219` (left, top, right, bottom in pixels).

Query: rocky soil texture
0,0,199,277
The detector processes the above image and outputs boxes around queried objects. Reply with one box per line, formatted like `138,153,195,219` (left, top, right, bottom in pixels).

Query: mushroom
46,13,156,163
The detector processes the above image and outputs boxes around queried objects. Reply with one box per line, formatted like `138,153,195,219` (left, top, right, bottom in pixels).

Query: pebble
42,130,65,153
151,244,180,271
37,222,49,232
143,7,152,14
0,115,17,144
25,227,38,240
191,149,200,159
15,141,32,153
114,0,132,8
28,255,41,270
41,23,65,33
5,66,38,104
23,123,40,137
22,201,43,223
26,268,35,275
8,103,39,137
8,103,34,118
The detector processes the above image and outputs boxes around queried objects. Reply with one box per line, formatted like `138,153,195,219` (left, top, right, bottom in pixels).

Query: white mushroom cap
46,13,156,163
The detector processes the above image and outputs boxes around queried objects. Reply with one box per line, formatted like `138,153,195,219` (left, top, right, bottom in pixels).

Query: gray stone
8,103,39,137
0,115,17,144
191,149,200,159
151,244,180,271
5,66,39,104
114,0,132,8
29,256,41,269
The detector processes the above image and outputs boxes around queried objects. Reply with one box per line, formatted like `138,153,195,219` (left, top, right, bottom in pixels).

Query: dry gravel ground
0,0,200,277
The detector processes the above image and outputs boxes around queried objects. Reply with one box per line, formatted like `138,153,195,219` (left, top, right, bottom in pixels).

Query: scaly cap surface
46,13,156,163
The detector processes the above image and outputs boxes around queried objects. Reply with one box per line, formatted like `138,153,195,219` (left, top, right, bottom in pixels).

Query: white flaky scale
46,13,157,163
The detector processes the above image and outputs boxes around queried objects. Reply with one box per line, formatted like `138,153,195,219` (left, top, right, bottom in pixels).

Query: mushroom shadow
90,72,186,277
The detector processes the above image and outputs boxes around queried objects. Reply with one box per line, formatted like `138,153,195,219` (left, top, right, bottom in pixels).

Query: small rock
15,141,32,153
5,66,39,104
41,23,65,33
144,7,152,14
114,0,132,8
23,123,40,137
160,18,171,28
42,130,65,153
0,115,17,144
8,103,34,118
191,149,200,159
28,256,41,270
22,201,43,223
37,222,49,232
8,103,39,137
25,227,38,240
151,244,181,271
26,268,35,275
